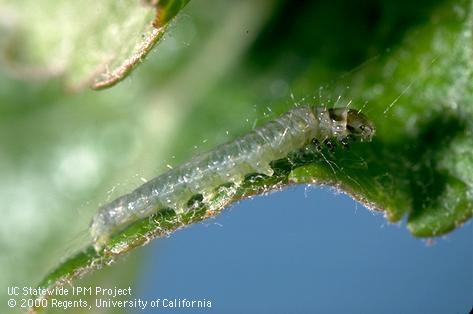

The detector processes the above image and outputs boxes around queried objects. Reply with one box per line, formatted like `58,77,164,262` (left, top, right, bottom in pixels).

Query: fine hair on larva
90,106,375,251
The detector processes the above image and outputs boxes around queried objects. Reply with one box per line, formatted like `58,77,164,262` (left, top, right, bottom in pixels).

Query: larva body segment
90,106,374,250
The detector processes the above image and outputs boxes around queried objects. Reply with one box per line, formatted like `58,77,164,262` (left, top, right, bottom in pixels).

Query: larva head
345,109,375,141
327,108,375,141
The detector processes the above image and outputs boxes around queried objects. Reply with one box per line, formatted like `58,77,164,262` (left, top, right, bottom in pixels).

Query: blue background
135,186,473,314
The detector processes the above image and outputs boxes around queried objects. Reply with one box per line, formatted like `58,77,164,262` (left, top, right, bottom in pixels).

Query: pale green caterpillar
90,106,375,251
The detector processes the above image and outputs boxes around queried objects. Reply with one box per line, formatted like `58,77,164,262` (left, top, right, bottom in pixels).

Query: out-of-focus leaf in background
0,0,190,90
0,0,472,313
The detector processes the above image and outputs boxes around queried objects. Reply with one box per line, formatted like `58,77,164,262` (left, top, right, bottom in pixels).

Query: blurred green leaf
0,0,190,90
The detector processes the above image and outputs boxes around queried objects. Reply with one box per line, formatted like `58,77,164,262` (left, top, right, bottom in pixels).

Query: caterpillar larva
90,106,375,251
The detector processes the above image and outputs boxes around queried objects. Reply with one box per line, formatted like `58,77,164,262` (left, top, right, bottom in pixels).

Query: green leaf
28,0,473,310
0,0,190,90
1,0,471,312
